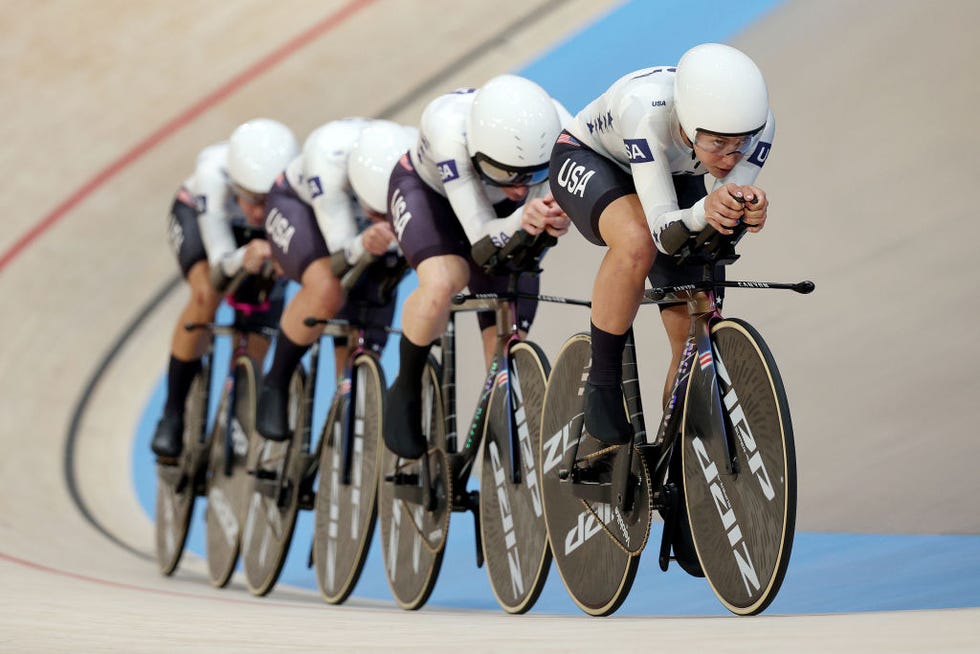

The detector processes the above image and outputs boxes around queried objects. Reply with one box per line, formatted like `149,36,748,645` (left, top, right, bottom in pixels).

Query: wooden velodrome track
1,0,978,651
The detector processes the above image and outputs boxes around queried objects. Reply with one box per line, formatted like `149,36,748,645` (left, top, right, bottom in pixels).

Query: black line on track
64,274,182,561
63,0,570,559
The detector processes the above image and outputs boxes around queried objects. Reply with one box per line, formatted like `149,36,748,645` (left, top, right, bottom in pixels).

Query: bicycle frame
185,319,271,476
313,317,378,487
444,286,523,483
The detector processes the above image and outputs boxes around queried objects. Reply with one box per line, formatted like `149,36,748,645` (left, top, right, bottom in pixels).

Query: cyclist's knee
299,260,344,315
609,228,655,274
418,266,467,299
308,279,344,316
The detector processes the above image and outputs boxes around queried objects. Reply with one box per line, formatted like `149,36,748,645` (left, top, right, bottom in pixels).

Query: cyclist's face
236,195,267,225
231,183,268,225
689,130,753,179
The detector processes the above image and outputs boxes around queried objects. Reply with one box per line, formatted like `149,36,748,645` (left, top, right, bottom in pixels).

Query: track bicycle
378,231,560,613
154,287,279,583
154,337,214,576
539,225,813,616
239,254,405,597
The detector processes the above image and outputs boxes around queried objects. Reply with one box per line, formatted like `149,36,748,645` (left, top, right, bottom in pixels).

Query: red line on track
0,550,270,606
0,0,377,274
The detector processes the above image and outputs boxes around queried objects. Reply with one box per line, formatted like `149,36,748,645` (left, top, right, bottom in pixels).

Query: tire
378,359,451,610
312,354,385,604
155,365,210,575
479,341,552,614
539,333,650,616
681,318,796,615
204,356,258,588
241,366,308,596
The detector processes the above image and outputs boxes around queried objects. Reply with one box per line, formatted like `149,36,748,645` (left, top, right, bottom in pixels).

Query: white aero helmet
466,74,562,187
348,121,418,214
674,43,769,142
227,118,299,194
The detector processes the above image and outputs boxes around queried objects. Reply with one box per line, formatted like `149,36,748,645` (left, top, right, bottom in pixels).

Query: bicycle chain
578,444,654,557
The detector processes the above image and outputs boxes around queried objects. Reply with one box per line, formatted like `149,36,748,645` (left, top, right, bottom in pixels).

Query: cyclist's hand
520,193,570,237
736,185,768,233
362,222,396,256
243,239,272,273
704,183,747,235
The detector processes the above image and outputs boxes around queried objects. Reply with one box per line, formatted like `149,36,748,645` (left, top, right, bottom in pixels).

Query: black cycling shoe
383,377,426,459
255,383,290,442
583,381,633,445
151,412,185,459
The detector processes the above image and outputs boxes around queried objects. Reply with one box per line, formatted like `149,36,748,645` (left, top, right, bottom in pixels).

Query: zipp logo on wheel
713,346,776,501
563,504,613,555
509,366,542,517
488,440,525,599
691,436,761,595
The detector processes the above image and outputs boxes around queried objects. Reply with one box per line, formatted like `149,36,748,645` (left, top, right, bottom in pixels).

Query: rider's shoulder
184,142,230,199
611,67,676,112
419,93,470,156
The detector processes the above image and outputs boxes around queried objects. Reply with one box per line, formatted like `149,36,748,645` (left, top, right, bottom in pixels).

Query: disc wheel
312,355,385,604
155,366,210,575
241,366,308,596
378,360,451,610
479,341,552,614
681,318,796,615
204,357,258,588
539,333,651,616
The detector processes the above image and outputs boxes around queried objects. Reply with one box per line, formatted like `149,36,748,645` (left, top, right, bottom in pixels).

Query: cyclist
382,74,572,460
151,118,299,460
255,118,417,441
548,42,775,445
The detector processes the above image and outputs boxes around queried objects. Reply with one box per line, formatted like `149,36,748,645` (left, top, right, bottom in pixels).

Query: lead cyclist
547,43,776,446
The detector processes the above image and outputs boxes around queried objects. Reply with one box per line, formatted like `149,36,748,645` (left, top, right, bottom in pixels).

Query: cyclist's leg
660,304,689,406
154,197,221,458
256,180,339,440
383,162,470,459
385,254,468,458
551,139,649,446
586,196,654,445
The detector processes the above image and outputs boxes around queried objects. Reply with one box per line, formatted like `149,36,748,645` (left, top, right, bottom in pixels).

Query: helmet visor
693,129,760,156
471,152,550,188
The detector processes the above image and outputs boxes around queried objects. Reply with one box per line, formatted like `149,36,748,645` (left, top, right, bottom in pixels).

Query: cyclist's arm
494,182,565,238
307,151,365,266
196,177,248,279
441,143,523,247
